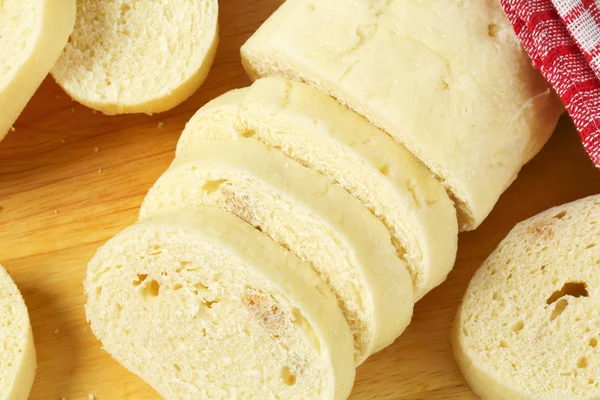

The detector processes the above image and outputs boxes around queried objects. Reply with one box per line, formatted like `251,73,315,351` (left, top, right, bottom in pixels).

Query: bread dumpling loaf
140,138,414,364
241,0,564,231
454,194,600,399
52,0,219,115
0,264,36,400
177,77,458,301
0,0,76,141
85,208,355,399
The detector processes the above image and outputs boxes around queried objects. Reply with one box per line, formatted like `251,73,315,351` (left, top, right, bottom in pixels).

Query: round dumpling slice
85,207,355,399
454,194,600,399
52,0,219,115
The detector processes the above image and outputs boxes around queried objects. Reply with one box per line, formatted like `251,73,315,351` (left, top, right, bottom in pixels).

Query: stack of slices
83,0,563,398
86,77,457,398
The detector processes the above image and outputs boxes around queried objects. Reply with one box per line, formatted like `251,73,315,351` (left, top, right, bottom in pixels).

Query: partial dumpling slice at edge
0,0,76,140
52,0,219,115
176,77,458,301
85,207,355,399
140,138,414,365
0,264,36,400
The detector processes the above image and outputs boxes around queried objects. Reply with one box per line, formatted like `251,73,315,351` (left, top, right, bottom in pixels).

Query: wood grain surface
1,1,599,399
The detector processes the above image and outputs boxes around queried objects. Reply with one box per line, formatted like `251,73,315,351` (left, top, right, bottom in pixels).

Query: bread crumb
243,291,287,335
54,328,59,334
53,210,59,215
60,137,66,144
528,218,555,239
157,121,165,129
89,394,96,400
10,126,15,132
98,167,103,173
93,146,99,153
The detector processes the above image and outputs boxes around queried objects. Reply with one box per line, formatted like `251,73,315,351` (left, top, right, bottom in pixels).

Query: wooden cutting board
1,1,600,399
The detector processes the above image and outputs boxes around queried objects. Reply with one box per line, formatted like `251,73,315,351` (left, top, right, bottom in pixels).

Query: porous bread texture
52,0,219,115
454,194,600,399
241,0,564,231
0,264,36,400
176,77,458,301
0,0,76,141
85,208,355,399
140,138,414,365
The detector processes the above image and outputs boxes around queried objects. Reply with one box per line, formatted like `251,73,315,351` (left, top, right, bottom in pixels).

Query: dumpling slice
140,138,414,364
85,207,355,399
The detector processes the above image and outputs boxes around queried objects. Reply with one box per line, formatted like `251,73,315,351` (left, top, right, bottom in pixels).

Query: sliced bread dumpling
454,194,600,399
0,264,36,400
176,77,458,301
241,0,564,231
140,138,414,364
85,208,355,399
52,0,219,115
0,0,76,140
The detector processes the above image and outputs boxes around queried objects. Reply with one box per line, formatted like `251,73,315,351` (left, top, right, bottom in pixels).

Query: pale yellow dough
0,0,76,141
85,208,355,399
52,0,219,115
0,264,36,400
241,0,564,231
454,194,600,399
140,138,414,365
177,77,458,301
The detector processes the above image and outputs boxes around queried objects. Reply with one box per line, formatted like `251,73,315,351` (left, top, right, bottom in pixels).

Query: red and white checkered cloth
501,0,600,167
